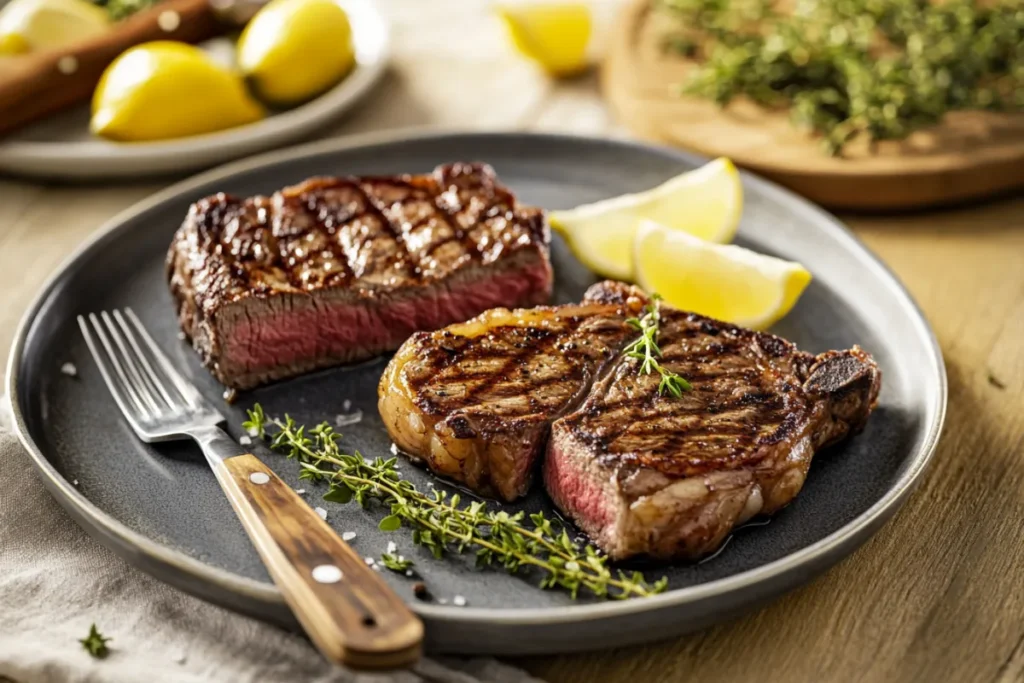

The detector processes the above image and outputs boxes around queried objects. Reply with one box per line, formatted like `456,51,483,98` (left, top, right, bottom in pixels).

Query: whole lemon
91,41,265,142
238,0,355,107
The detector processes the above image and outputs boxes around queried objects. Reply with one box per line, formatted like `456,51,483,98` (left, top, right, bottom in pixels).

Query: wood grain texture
215,453,422,669
1,2,1022,681
601,0,1024,210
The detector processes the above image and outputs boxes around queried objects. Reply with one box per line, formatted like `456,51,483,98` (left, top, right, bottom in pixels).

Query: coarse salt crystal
315,507,327,520
342,531,356,542
335,410,363,427
245,426,259,438
60,362,77,377
372,564,381,571
364,557,375,565
239,435,252,446
295,489,305,494
437,597,448,605
405,570,414,577
386,541,397,554
453,595,467,607
72,479,79,486
343,399,351,411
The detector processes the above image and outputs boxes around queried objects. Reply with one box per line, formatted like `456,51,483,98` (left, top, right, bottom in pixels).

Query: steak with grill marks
379,281,881,560
545,282,881,560
167,163,553,389
378,286,645,501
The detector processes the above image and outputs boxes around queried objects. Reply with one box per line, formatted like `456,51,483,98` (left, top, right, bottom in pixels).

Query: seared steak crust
379,281,881,560
378,291,645,501
546,283,880,560
167,163,553,389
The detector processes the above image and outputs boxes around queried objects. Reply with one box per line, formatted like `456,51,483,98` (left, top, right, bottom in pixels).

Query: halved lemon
550,158,742,280
495,2,591,77
238,0,356,106
634,220,811,329
91,42,265,142
0,0,110,53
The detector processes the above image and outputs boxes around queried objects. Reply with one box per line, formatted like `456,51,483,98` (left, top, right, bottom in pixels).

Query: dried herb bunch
243,405,668,599
661,0,1024,154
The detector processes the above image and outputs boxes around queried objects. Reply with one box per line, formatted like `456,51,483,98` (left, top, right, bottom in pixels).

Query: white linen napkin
0,399,539,683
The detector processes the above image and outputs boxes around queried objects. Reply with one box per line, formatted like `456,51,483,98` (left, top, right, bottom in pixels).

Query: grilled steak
379,281,881,560
167,163,553,389
545,283,881,560
378,290,645,501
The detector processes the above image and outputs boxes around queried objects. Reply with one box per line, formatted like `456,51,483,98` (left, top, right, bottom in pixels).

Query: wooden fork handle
0,0,224,137
211,453,423,670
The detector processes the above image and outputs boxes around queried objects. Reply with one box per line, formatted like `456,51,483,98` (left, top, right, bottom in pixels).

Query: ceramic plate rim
0,0,389,170
6,129,947,626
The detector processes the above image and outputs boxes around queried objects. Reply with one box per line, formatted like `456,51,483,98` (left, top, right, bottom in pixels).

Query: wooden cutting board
601,0,1024,210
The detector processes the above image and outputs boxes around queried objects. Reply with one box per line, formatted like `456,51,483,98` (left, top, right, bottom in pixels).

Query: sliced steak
167,162,553,389
545,282,881,560
378,284,645,501
379,280,881,560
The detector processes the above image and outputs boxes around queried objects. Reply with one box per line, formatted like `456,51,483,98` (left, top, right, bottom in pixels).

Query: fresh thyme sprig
661,0,1024,156
624,295,692,398
242,405,668,600
79,624,111,659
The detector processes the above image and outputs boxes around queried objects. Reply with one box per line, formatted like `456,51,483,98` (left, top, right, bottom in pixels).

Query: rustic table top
2,2,1022,682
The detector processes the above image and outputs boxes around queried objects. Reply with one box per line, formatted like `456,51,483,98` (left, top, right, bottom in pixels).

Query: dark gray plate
7,132,946,655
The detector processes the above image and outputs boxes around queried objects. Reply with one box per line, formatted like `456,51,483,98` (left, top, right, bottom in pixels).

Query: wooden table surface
2,2,1022,682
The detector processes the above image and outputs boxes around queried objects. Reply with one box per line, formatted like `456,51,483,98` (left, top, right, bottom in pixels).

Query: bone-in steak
378,281,881,560
167,163,553,389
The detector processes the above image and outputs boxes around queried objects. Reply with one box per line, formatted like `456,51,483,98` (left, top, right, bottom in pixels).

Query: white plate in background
0,0,389,180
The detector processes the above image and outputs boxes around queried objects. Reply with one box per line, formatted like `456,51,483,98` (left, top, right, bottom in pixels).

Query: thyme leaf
79,624,111,659
380,553,414,572
243,407,668,600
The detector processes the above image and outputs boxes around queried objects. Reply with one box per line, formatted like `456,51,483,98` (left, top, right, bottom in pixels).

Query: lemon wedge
496,2,591,77
91,42,264,142
0,0,109,53
634,220,811,330
0,32,29,54
238,0,355,106
550,158,742,280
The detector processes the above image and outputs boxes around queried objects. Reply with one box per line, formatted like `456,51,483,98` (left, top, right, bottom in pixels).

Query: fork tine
99,311,162,416
112,309,180,410
79,314,150,420
124,308,205,409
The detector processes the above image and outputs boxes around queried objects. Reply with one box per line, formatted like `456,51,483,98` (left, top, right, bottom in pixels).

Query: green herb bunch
91,0,158,21
242,405,668,600
624,294,692,397
661,0,1024,155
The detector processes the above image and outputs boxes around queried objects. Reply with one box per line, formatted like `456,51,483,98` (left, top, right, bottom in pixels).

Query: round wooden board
601,0,1024,211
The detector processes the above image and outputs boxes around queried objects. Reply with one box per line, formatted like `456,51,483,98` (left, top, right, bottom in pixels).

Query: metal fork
79,309,422,670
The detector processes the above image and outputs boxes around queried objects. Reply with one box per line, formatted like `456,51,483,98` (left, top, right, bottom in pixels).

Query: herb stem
243,406,668,600
624,294,692,397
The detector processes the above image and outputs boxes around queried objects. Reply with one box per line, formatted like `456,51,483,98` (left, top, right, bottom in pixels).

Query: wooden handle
213,454,423,670
0,0,225,137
